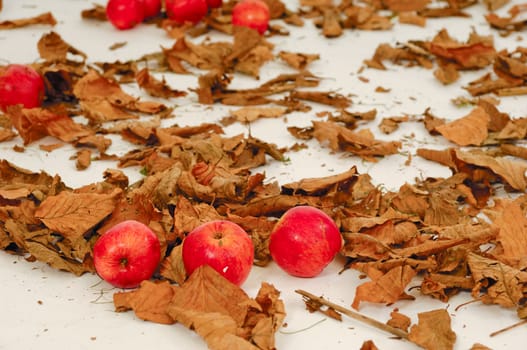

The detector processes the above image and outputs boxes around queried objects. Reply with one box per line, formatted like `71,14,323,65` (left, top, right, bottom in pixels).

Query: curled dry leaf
6,106,93,145
229,106,287,123
37,31,87,63
135,68,187,99
311,120,401,161
467,253,527,310
278,51,320,70
435,106,490,146
0,12,56,29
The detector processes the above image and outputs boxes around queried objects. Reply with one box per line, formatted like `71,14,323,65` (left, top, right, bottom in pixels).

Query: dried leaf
387,309,411,332
435,106,490,146
135,68,187,99
35,189,121,240
351,265,416,310
0,12,56,29
488,200,527,268
37,31,86,62
408,309,456,350
114,280,177,324
467,253,527,308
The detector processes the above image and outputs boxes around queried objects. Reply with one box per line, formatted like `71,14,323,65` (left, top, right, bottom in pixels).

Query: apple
0,64,45,111
165,0,209,25
140,0,162,19
93,220,161,289
269,206,342,278
231,0,270,35
106,0,145,30
182,220,254,285
206,0,223,9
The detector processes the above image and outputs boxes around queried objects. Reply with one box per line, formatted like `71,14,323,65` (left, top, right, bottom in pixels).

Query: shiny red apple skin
206,0,223,8
269,206,342,278
0,64,45,111
182,220,254,286
165,0,209,24
231,0,270,35
140,0,162,18
93,220,161,289
106,0,145,30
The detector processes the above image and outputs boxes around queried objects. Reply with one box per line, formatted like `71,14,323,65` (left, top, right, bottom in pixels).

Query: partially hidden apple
165,0,209,25
106,0,145,30
269,206,342,278
141,0,162,19
231,0,270,35
93,220,161,289
0,64,45,111
206,0,223,9
182,220,254,286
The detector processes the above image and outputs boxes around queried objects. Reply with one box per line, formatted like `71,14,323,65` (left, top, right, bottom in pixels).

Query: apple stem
295,289,409,340
120,257,128,268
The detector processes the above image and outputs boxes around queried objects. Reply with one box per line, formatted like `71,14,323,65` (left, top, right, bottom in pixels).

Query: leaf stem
490,319,527,337
295,289,409,340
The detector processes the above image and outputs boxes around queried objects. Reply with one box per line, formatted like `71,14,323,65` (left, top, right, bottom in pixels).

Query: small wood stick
490,319,527,337
295,289,409,340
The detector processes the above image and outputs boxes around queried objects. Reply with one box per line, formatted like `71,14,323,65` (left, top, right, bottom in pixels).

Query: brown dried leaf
454,149,527,191
170,265,251,326
467,253,527,308
35,189,121,240
278,51,320,70
37,31,86,62
351,265,416,310
488,200,527,268
408,309,456,350
360,340,379,350
75,149,92,170
6,106,93,145
312,120,401,160
428,29,496,69
290,91,351,108
81,4,107,21
74,70,167,122
114,280,177,324
135,68,187,99
384,0,430,11
0,12,56,29
159,244,187,285
387,309,411,332
398,11,426,26
229,106,287,123
435,106,489,146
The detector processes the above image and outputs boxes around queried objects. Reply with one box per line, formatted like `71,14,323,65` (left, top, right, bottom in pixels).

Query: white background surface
0,0,526,349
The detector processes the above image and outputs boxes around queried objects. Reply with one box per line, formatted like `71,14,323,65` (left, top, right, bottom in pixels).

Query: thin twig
490,319,527,337
295,289,409,340
280,318,327,334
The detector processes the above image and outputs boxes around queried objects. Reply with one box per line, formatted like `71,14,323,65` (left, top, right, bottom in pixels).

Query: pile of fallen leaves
1,0,527,349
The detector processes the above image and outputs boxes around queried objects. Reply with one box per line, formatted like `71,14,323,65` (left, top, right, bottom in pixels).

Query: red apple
269,206,342,277
206,0,223,9
182,220,254,286
231,0,270,35
165,0,209,25
0,64,45,111
93,220,161,289
106,0,145,30
140,0,162,18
